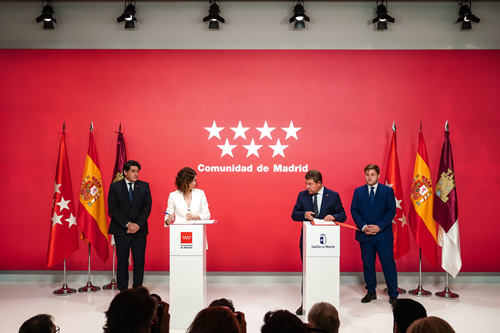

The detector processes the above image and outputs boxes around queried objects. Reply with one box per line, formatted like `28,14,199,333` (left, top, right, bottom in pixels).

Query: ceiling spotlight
36,1,56,30
203,0,225,30
457,1,480,30
117,1,137,29
372,1,395,30
290,1,310,29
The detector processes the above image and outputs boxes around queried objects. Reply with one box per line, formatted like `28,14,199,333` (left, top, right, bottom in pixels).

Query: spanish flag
409,132,438,266
77,127,109,263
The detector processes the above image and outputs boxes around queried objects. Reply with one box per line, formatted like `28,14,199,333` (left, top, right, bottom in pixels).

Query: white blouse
164,188,210,222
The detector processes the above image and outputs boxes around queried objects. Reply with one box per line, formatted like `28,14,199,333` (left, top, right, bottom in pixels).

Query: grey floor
0,280,499,333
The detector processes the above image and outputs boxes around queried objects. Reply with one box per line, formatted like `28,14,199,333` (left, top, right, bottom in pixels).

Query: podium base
102,279,118,291
435,287,459,300
383,287,407,295
78,281,101,293
53,283,77,296
408,285,432,297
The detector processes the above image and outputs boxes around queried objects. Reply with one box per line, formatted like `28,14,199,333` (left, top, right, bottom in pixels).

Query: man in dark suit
292,169,347,315
350,164,397,304
108,160,152,291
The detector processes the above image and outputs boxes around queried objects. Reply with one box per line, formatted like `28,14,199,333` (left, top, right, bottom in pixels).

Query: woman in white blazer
165,167,210,225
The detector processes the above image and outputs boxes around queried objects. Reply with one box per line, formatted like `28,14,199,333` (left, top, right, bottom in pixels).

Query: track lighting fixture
36,1,56,30
117,1,137,29
372,1,395,30
289,1,310,29
203,0,225,30
457,1,480,30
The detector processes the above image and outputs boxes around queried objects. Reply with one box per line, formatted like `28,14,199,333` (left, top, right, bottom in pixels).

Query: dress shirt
305,186,324,219
367,182,379,196
124,179,134,227
362,182,379,231
125,179,134,191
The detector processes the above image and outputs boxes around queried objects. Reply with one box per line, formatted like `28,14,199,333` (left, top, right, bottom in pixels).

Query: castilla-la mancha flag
384,126,411,260
409,132,438,266
434,128,461,278
47,131,79,267
77,129,109,263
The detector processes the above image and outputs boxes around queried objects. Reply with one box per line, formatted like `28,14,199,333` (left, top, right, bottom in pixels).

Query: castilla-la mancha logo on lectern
320,233,327,245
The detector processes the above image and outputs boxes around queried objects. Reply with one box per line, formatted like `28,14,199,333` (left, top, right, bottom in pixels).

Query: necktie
370,186,375,205
313,193,319,218
129,183,133,202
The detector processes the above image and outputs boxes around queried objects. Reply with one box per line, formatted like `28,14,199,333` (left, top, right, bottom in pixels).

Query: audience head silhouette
209,298,236,313
307,302,340,333
407,316,455,333
392,298,427,333
103,287,156,333
261,310,308,333
19,314,57,333
187,306,240,333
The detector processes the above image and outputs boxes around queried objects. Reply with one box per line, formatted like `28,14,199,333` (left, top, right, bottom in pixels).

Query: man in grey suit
108,160,152,291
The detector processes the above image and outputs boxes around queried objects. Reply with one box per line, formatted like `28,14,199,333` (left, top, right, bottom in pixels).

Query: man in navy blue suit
350,164,397,304
292,169,347,315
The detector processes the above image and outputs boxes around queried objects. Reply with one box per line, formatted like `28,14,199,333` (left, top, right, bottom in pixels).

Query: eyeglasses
54,326,60,333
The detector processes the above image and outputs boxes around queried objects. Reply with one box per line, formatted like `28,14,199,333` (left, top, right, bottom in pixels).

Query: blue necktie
370,186,375,205
128,183,133,202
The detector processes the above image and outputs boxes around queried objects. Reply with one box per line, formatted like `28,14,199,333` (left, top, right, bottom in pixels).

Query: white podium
168,220,216,330
302,221,340,316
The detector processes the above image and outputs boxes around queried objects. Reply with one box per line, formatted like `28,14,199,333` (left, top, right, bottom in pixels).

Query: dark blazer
350,183,396,243
292,187,347,252
108,179,152,237
292,187,347,222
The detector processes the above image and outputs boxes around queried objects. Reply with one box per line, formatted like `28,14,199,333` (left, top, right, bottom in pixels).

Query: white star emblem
395,197,402,209
385,181,394,188
256,121,275,140
230,121,250,140
217,139,237,157
54,182,62,194
56,196,70,212
398,214,408,227
242,139,263,158
204,121,224,140
51,211,63,227
282,121,301,140
269,139,288,158
65,213,77,228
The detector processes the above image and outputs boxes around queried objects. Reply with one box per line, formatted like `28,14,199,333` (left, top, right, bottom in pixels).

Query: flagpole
435,272,459,299
103,245,118,290
434,121,460,300
408,250,432,297
78,243,101,293
103,122,123,291
53,259,77,295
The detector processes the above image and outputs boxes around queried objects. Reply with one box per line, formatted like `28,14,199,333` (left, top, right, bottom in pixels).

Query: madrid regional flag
47,130,79,267
409,131,438,266
77,126,109,263
384,125,411,260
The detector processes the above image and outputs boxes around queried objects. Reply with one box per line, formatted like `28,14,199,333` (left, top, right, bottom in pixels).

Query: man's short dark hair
392,298,427,333
364,164,380,175
261,310,308,333
209,298,235,312
308,302,340,333
19,314,55,333
305,169,322,183
123,160,141,172
103,287,156,333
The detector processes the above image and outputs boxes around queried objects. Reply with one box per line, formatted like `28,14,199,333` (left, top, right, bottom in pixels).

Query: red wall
1,50,499,273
